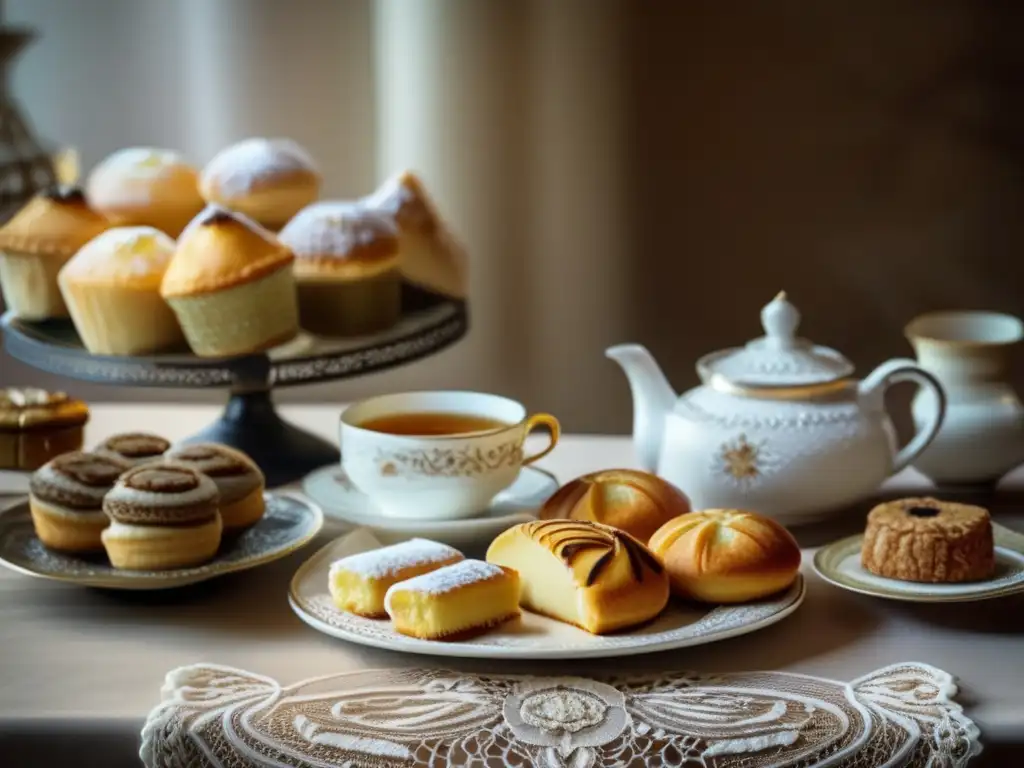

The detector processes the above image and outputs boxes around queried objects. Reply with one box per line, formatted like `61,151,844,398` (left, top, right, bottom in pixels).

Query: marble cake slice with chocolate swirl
486,519,670,634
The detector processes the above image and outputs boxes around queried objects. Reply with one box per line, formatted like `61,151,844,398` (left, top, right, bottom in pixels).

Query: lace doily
140,662,981,767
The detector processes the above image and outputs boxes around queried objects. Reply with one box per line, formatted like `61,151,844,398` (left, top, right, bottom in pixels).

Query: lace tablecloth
140,661,980,767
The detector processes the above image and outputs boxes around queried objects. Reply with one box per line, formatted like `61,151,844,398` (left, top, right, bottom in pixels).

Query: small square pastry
0,388,89,471
101,462,222,570
278,201,401,337
93,432,171,468
384,559,520,640
160,206,299,357
85,147,205,237
328,538,464,618
199,137,321,231
0,186,111,319
362,171,467,299
162,442,265,532
29,451,130,553
486,520,670,634
58,226,185,355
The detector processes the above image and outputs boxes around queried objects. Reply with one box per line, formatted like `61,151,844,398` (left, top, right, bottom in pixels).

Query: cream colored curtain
4,0,1024,433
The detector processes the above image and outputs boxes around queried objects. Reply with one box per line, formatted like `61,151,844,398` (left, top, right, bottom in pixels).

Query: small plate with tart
813,497,1024,602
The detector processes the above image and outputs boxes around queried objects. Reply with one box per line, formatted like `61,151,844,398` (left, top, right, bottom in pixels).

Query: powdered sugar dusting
95,147,185,177
278,201,397,259
331,538,460,580
385,559,502,601
62,226,176,278
178,203,281,244
363,174,414,218
201,138,319,198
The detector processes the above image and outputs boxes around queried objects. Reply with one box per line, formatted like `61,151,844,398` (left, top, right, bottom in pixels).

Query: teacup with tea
339,391,560,520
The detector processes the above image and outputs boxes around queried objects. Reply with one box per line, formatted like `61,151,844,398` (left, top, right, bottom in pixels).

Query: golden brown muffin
278,201,402,336
539,469,692,544
648,509,802,604
28,451,130,553
101,462,222,570
861,497,994,583
58,226,185,355
486,520,670,634
160,206,299,357
383,560,520,640
199,137,321,230
85,147,205,237
361,171,467,299
0,186,111,319
93,432,171,468
0,388,89,471
162,442,265,532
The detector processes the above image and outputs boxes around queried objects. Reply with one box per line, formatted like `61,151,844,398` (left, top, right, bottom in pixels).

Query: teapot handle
858,358,946,474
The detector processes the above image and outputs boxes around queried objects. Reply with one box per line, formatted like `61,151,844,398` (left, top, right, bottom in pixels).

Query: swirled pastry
101,462,222,570
861,497,994,583
163,442,265,532
648,509,801,604
486,520,670,634
93,432,171,468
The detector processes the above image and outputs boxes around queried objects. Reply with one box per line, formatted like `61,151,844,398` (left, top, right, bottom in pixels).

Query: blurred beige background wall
2,0,1023,435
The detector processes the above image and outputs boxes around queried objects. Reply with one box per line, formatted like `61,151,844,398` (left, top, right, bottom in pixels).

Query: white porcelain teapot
606,292,947,525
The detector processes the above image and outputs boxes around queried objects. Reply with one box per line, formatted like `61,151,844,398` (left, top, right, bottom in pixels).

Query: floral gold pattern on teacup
374,440,524,479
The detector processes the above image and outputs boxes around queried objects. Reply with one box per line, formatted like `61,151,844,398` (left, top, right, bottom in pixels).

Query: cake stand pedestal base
181,389,339,488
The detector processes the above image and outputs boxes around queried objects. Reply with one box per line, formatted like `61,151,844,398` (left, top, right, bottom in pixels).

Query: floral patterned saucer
288,529,806,660
0,491,323,590
302,465,558,550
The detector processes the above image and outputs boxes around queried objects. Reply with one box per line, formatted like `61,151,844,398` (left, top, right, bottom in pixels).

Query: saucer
0,491,323,590
301,465,559,551
813,523,1024,603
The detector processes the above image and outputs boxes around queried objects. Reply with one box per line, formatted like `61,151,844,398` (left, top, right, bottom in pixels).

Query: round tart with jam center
94,432,171,467
101,462,222,570
28,451,130,552
162,442,265,532
861,497,995,583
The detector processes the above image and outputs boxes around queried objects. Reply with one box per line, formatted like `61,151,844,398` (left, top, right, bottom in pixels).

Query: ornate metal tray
1,286,468,486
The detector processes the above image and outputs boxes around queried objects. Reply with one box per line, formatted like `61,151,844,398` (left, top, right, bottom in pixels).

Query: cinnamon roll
101,462,222,570
29,451,130,552
94,432,171,468
162,442,265,532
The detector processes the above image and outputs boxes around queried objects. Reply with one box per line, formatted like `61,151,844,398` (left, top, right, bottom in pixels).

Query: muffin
0,186,111,319
362,171,467,299
93,432,171,468
278,201,401,336
29,451,130,553
0,388,89,471
101,462,222,570
85,147,205,237
861,497,994,583
160,206,299,357
199,137,321,230
163,442,265,532
57,226,185,355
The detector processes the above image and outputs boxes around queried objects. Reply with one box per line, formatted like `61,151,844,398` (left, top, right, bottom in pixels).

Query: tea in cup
339,391,560,520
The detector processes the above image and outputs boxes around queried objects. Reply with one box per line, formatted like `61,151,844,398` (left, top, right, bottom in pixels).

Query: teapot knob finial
761,291,800,347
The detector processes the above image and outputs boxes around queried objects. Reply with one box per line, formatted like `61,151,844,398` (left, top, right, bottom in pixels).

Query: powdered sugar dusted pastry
362,171,467,299
0,186,111,319
101,462,222,570
93,432,170,468
29,451,130,553
162,442,265,531
328,538,464,618
279,201,401,336
199,138,321,230
85,147,205,237
384,559,520,640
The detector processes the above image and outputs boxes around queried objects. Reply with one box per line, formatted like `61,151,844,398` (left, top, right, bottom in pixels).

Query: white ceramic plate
0,491,323,590
813,523,1024,603
288,529,806,660
302,465,559,550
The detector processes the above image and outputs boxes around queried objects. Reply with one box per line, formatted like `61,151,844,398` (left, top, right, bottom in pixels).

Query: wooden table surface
1,403,1023,766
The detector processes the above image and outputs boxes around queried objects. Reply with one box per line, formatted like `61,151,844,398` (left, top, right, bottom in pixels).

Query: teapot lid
696,292,854,387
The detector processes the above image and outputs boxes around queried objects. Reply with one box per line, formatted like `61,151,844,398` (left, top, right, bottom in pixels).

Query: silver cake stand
1,286,468,487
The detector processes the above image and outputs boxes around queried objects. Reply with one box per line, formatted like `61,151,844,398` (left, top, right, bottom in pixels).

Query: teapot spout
606,343,677,472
